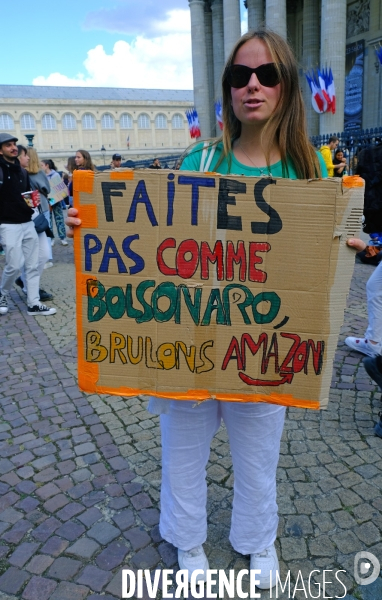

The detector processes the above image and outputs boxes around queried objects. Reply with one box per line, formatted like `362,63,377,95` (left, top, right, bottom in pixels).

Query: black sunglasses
227,63,282,88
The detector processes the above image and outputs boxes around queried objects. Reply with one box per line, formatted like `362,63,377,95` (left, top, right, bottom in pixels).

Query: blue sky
4,1,247,89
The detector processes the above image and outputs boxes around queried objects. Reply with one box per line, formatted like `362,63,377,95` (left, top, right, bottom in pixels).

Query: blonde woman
66,30,327,587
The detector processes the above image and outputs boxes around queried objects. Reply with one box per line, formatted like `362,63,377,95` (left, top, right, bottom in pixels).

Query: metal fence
311,128,382,174
97,153,182,172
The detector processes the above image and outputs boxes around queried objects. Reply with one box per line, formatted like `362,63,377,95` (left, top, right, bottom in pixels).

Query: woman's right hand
65,207,81,239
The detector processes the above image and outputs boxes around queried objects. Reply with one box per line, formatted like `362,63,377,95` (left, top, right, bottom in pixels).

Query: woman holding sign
66,30,327,589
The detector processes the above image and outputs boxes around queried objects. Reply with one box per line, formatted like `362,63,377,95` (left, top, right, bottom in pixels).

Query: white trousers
21,231,50,285
160,400,285,555
0,222,40,307
365,261,382,343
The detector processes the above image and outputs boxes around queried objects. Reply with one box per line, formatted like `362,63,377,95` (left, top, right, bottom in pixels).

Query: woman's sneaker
27,304,56,316
178,545,209,583
345,337,382,357
0,293,8,315
250,543,279,589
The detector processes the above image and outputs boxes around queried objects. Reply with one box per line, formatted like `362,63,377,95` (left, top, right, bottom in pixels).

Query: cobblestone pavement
0,236,381,600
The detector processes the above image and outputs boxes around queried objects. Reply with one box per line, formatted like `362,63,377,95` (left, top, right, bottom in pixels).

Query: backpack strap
199,142,217,172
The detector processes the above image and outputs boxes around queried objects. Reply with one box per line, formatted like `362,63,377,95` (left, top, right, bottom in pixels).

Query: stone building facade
189,0,382,137
0,86,194,169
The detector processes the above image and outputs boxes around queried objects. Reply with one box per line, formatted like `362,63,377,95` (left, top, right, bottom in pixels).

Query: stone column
205,3,216,136
247,0,265,31
320,0,347,134
189,0,212,138
265,0,287,39
302,0,320,136
223,0,241,60
211,0,224,99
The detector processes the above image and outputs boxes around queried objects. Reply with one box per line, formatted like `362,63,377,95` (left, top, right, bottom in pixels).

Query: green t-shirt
181,142,328,179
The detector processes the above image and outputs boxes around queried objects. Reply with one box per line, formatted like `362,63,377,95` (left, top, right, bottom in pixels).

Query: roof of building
0,85,194,103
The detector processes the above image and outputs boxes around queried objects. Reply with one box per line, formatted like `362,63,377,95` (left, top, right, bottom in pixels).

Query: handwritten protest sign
73,170,363,409
48,172,69,206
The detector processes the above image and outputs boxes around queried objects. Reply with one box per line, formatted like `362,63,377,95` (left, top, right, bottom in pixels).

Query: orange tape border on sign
73,170,320,409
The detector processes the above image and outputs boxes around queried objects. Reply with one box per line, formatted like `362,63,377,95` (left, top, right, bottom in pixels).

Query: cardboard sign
73,170,364,410
48,172,69,206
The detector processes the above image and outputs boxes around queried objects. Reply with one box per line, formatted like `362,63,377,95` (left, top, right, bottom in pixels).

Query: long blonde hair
26,147,41,175
221,30,321,178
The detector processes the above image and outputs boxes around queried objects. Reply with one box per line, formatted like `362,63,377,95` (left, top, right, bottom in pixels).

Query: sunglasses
227,63,282,88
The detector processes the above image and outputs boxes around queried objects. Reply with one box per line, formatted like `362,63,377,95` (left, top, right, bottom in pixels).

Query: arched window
20,114,36,130
155,114,167,129
172,114,184,129
0,114,14,130
62,113,77,130
120,113,133,129
138,114,150,129
42,114,56,130
101,113,114,129
82,113,96,129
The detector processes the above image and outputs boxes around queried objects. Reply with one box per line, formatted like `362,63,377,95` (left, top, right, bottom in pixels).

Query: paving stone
96,541,129,570
22,576,57,600
88,521,121,544
77,507,102,527
49,581,90,600
308,535,336,557
66,538,100,559
280,538,307,561
67,481,93,500
32,517,61,542
74,442,96,456
16,480,37,494
35,482,60,500
116,469,135,484
124,527,151,551
123,482,142,496
56,502,85,521
139,508,160,526
40,536,69,557
130,492,152,509
56,521,85,541
112,510,134,531
25,554,54,575
331,530,360,554
0,491,20,512
2,518,31,543
0,566,30,595
108,497,129,510
31,455,57,471
158,542,178,567
8,542,40,568
76,565,112,592
0,507,23,524
17,466,35,479
48,556,82,580
131,546,161,569
43,493,70,513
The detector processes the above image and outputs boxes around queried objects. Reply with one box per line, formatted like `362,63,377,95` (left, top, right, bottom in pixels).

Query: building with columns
189,0,382,137
0,86,193,169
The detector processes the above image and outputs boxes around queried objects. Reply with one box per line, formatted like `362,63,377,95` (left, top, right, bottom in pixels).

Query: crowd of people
0,25,381,590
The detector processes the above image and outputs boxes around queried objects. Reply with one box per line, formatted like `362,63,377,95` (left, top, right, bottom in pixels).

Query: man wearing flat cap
0,133,55,316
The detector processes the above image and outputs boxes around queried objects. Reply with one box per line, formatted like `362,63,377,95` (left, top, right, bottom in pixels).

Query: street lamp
101,145,106,166
25,134,34,147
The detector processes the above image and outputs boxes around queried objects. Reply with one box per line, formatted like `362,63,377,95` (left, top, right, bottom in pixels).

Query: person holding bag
66,30,326,588
15,146,54,302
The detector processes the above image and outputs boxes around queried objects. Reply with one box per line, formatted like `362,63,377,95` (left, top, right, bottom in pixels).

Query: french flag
215,100,223,130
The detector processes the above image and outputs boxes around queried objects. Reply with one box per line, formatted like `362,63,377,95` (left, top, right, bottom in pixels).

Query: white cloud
33,10,192,90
